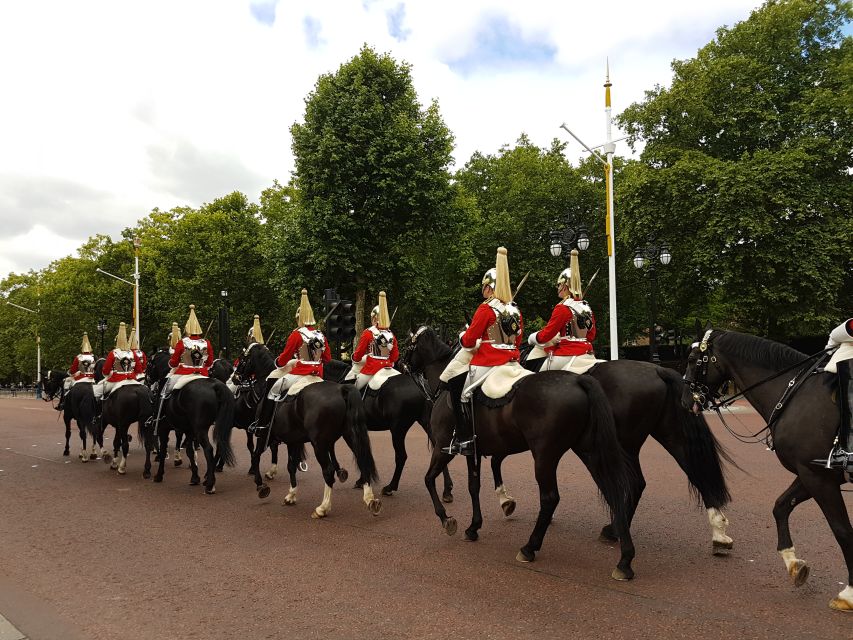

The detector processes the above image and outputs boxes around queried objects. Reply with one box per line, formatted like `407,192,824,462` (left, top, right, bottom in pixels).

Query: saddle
472,362,534,408
171,373,208,391
276,375,323,402
367,367,401,391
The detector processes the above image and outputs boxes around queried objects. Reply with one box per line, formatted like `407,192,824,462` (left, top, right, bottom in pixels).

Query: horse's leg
282,443,301,506
382,425,410,496
265,441,279,480
491,455,515,517
186,436,200,486
109,428,120,470
311,445,336,519
790,470,853,610
197,428,217,494
78,424,88,462
773,478,812,586
421,419,453,502
464,454,484,541
173,431,183,467
517,452,561,563
154,429,168,483
330,448,347,482
251,431,271,499
142,425,152,480
117,426,129,475
425,448,457,535
63,414,71,456
246,431,256,476
599,455,644,544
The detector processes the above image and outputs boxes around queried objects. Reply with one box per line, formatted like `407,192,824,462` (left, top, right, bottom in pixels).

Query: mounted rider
129,327,147,382
57,332,96,410
94,322,140,404
440,247,523,456
824,318,853,472
527,249,599,374
250,289,331,432
347,291,399,391
151,306,213,428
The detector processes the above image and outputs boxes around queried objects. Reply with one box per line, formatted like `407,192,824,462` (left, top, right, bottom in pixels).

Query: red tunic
132,349,148,375
69,354,95,381
169,335,214,376
352,328,399,376
275,327,331,376
535,302,596,356
102,350,140,383
462,301,523,367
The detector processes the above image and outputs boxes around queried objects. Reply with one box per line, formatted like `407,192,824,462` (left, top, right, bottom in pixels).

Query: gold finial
604,58,612,108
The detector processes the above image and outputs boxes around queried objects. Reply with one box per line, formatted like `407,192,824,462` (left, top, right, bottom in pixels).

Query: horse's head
146,350,172,386
683,329,730,415
41,369,67,400
209,357,234,383
233,342,272,384
402,326,451,374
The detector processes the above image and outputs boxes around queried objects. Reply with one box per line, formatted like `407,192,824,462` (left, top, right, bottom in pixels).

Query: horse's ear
694,319,703,340
704,320,713,332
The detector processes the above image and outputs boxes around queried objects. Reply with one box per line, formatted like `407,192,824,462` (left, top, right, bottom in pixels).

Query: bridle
685,329,721,411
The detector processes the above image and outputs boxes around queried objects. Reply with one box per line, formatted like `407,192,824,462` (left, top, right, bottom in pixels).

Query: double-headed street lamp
97,318,108,358
632,239,672,363
548,218,591,257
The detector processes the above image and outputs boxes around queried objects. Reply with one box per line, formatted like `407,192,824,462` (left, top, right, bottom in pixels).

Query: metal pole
604,59,619,360
649,264,660,363
133,237,141,348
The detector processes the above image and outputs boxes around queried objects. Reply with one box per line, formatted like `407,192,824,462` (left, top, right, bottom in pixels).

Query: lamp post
95,236,141,348
547,217,591,258
97,318,108,358
632,239,672,363
6,299,40,396
218,290,230,358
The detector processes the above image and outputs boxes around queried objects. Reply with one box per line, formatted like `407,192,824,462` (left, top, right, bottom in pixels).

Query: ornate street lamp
97,318,108,358
548,219,590,258
632,239,672,363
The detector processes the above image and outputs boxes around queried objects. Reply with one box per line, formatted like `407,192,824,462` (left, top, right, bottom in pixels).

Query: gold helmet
129,327,139,350
169,322,181,349
296,289,316,327
481,268,497,291
184,305,203,336
372,291,391,328
115,322,129,350
80,332,93,353
248,314,265,344
556,249,583,299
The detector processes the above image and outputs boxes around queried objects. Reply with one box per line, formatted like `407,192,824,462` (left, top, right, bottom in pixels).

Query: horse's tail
211,379,236,467
342,385,378,484
656,367,732,508
137,386,154,451
78,386,99,440
576,375,633,527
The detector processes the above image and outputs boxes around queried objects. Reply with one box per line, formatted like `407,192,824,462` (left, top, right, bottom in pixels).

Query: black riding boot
442,373,475,457
249,379,277,434
827,361,853,472
56,387,66,411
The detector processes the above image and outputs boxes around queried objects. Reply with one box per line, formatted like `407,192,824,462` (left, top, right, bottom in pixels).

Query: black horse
683,329,853,612
145,350,236,493
405,328,636,580
236,344,382,519
99,381,154,476
42,370,101,460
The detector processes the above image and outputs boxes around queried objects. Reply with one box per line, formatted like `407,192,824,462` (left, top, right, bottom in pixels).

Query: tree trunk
355,288,366,351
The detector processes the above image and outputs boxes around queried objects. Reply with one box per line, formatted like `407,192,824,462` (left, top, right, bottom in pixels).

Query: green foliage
617,0,853,338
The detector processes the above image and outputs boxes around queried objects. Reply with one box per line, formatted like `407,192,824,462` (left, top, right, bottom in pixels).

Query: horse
209,357,234,383
42,370,102,460
145,350,236,494
683,328,853,612
236,343,382,519
99,380,154,476
404,328,637,580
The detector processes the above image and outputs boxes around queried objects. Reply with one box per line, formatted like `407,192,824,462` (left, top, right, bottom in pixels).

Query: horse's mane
418,326,452,360
716,330,806,370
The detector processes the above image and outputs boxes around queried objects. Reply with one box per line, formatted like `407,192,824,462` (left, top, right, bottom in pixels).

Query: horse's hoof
80,456,88,463
89,453,98,460
516,549,534,563
153,476,163,483
174,459,182,467
443,517,457,536
501,500,516,518
258,485,271,499
142,470,151,479
790,560,810,587
63,450,69,457
381,486,394,497
247,469,255,476
215,465,224,473
117,468,126,476
464,529,479,542
368,498,382,516
442,492,454,504
264,470,276,480
829,597,853,612
311,508,326,519
102,453,112,465
205,487,216,495
611,567,634,581
110,462,118,470
712,539,733,556
336,468,348,482
283,496,296,506
190,478,200,486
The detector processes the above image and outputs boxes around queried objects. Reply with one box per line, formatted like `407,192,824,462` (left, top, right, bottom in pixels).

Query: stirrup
248,420,270,435
813,447,853,471
442,436,476,457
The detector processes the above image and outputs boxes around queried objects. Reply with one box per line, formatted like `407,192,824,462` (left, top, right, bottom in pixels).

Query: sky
0,0,771,277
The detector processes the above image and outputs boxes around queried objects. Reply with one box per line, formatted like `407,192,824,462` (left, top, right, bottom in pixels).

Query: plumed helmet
556,249,583,299
80,332,93,353
374,291,391,328
184,305,203,336
248,314,264,344
493,247,512,303
296,289,316,327
115,322,129,350
481,268,497,290
129,327,139,350
169,322,181,348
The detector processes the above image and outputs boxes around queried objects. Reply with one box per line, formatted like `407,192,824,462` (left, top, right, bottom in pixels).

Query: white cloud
0,0,763,275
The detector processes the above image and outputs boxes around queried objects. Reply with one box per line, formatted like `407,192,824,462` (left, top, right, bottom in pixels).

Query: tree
287,45,475,338
617,0,853,339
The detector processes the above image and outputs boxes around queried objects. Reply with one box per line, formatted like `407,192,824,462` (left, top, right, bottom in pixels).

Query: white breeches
63,377,74,392
93,381,109,400
439,349,473,383
268,374,301,400
355,373,372,391
538,353,597,371
461,365,494,401
344,359,364,382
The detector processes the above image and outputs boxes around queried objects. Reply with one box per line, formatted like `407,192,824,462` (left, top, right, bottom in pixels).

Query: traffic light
665,328,676,345
336,300,356,341
653,325,664,344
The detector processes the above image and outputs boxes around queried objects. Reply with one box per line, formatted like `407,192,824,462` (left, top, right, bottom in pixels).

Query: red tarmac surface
0,397,850,639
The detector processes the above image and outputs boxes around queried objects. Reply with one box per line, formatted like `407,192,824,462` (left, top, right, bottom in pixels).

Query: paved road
0,397,850,639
